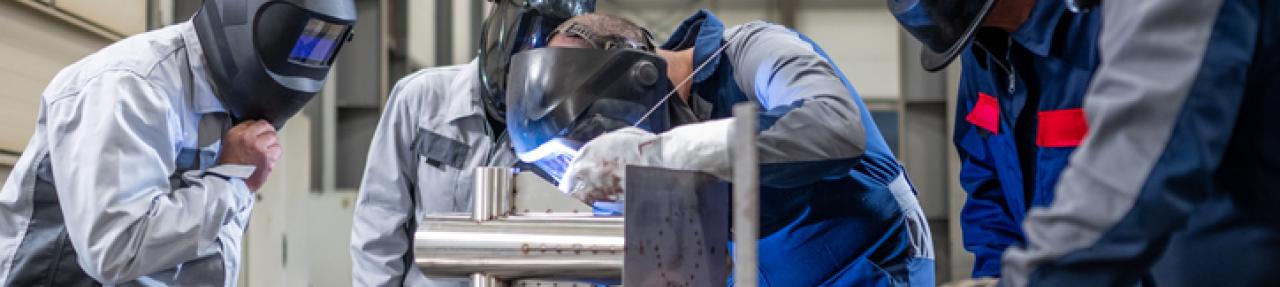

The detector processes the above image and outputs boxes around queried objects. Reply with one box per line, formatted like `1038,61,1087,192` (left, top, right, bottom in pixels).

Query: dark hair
551,13,655,51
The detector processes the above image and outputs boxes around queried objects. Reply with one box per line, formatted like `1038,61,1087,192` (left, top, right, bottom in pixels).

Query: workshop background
0,0,968,285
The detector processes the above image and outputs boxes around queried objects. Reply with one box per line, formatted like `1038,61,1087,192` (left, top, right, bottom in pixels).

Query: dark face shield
479,0,596,122
889,0,995,72
195,0,356,128
506,48,674,182
287,18,350,66
252,4,353,126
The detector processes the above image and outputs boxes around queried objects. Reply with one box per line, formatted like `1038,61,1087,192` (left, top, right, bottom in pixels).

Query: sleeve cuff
206,164,256,178
659,118,734,180
970,252,1005,278
205,164,256,209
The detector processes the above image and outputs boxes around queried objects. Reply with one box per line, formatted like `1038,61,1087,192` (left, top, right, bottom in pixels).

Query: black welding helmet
193,0,355,128
505,47,673,182
480,0,596,123
889,0,996,72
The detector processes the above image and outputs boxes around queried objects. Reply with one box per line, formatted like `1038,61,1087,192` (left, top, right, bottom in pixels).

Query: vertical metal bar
473,167,513,222
473,171,493,222
496,173,512,217
470,273,490,287
732,104,759,287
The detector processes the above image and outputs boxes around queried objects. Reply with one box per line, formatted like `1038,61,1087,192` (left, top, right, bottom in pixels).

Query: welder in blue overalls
889,0,1101,280
521,11,936,286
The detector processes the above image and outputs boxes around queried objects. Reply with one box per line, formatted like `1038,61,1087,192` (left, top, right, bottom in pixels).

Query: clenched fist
217,120,283,192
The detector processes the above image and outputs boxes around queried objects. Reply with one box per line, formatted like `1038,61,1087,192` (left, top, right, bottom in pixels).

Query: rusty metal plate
624,166,731,287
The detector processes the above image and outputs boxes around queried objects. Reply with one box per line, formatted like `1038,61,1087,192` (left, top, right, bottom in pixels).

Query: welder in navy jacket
890,0,1101,278
1004,0,1280,285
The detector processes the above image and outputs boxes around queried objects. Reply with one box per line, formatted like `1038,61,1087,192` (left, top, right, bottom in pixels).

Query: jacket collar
661,9,726,84
1009,0,1067,57
443,59,485,123
179,21,227,115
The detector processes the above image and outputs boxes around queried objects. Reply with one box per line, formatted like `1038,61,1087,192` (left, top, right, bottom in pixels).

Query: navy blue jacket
1001,0,1280,285
952,0,1101,277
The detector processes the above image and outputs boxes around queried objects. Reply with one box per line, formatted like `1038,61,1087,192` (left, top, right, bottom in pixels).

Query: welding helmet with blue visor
506,23,671,182
193,0,356,128
889,0,995,72
480,0,596,123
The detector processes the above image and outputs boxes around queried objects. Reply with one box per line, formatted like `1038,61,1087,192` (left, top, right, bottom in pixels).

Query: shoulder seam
143,41,187,79
46,70,152,105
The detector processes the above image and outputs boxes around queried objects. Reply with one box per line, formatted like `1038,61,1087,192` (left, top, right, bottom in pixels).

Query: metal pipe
732,103,760,287
471,273,502,287
496,173,512,218
415,215,624,279
473,167,513,222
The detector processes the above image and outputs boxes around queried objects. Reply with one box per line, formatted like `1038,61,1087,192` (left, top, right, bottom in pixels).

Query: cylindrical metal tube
415,215,624,280
473,167,514,222
471,273,502,287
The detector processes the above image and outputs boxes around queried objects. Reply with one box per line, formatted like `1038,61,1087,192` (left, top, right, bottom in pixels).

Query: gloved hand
559,119,735,204
558,127,661,203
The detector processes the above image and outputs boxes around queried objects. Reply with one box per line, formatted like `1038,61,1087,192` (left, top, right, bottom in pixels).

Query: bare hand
217,120,283,192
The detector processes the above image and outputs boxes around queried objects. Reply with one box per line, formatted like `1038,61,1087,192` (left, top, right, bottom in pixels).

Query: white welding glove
559,119,735,203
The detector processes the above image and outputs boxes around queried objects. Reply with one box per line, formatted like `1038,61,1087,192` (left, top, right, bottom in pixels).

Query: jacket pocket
1036,108,1088,148
414,128,470,170
413,128,468,213
965,92,1001,135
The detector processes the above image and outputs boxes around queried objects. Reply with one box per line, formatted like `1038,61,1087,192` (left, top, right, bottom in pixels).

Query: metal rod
732,103,760,287
471,273,502,287
415,215,624,279
430,166,622,281
473,167,513,222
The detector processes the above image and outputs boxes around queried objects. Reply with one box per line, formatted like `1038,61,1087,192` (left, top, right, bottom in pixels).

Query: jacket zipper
974,38,1018,94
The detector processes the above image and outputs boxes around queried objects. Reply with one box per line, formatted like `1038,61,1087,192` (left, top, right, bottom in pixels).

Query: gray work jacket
349,60,516,287
0,22,254,286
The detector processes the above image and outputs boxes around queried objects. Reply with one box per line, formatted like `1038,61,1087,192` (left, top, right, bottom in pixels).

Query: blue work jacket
952,0,1101,277
664,10,934,286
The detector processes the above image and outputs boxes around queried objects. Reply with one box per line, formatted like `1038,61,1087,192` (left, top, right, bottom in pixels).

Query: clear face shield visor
505,47,673,182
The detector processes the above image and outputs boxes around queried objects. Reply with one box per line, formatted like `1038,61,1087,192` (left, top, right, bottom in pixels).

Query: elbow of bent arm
823,96,867,158
61,208,164,284
847,116,867,157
